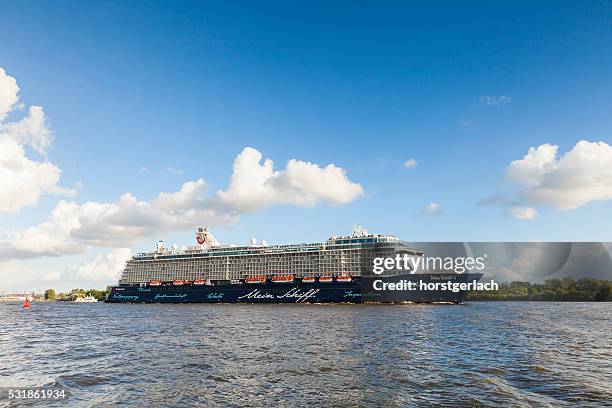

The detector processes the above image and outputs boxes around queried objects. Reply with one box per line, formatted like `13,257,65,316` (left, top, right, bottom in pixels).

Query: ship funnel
251,238,257,246
156,241,164,251
195,226,220,247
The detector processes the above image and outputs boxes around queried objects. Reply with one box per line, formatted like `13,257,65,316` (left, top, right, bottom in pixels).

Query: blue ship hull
105,273,483,304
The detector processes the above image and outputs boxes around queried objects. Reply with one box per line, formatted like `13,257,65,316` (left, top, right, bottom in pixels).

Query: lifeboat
318,276,333,283
301,276,316,283
173,280,185,286
183,281,193,285
193,279,206,285
272,275,294,283
245,275,267,284
149,280,161,286
336,275,352,283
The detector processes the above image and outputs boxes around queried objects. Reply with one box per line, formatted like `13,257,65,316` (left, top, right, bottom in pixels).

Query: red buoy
23,297,30,309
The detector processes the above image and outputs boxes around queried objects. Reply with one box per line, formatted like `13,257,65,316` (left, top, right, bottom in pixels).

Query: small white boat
74,296,97,303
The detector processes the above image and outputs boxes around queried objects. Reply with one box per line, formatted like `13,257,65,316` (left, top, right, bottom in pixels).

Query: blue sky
1,1,611,290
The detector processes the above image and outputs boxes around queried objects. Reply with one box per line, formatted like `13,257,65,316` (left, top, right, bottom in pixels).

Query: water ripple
0,302,610,407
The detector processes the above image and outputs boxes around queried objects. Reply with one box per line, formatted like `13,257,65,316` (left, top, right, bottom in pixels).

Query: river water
0,302,610,407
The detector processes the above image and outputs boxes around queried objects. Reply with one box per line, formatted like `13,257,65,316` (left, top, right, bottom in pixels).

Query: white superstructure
118,226,422,284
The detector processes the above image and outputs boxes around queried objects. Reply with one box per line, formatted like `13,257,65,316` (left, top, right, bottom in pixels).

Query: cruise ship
105,226,483,304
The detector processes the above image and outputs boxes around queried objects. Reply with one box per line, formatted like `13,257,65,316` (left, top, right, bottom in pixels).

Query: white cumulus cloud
0,67,74,214
0,68,20,121
2,105,53,154
508,206,538,220
216,147,363,212
0,181,236,260
75,248,133,282
0,138,74,214
422,202,443,216
506,140,612,210
402,158,418,169
0,147,362,260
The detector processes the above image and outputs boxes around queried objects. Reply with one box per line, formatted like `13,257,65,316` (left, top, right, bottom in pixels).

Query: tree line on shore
44,288,109,301
468,277,611,301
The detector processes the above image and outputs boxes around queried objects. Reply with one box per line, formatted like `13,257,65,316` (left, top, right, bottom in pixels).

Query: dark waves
0,302,610,407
